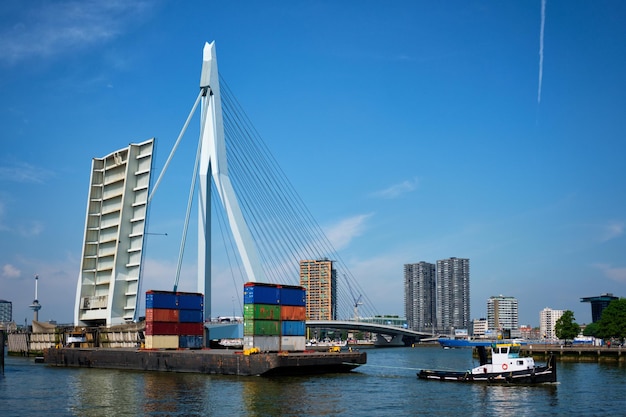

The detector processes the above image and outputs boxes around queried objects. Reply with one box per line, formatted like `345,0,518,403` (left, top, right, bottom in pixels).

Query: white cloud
17,221,44,237
0,161,54,183
324,213,372,250
599,221,624,242
0,0,155,65
593,263,626,283
372,178,419,199
2,263,21,279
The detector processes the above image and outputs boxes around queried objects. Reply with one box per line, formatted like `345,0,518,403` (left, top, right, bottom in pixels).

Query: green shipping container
243,320,281,336
243,304,281,320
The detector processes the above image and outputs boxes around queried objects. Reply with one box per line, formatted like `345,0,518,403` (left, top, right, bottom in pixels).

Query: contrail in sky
538,0,546,103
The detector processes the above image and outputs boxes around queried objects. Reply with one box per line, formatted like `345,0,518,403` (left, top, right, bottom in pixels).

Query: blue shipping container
243,284,280,305
280,287,306,306
179,309,204,323
179,335,203,349
146,291,177,309
177,292,204,310
281,320,306,336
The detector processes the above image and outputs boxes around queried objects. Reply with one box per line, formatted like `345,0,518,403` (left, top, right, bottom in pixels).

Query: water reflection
66,369,145,416
242,375,346,416
472,384,558,417
4,350,626,416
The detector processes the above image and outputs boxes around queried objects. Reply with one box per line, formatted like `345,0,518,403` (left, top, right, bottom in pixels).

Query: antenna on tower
29,274,42,322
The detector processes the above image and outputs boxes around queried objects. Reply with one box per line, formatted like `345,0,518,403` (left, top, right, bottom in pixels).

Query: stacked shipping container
144,290,204,349
243,282,306,352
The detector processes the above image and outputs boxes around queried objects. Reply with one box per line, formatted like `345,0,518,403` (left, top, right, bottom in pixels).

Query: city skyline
1,2,625,326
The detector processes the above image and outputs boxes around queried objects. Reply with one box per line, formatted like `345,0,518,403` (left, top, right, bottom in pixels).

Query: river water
1,345,625,416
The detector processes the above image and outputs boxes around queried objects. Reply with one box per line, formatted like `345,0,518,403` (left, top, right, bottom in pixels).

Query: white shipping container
145,335,179,349
281,336,306,352
243,335,280,352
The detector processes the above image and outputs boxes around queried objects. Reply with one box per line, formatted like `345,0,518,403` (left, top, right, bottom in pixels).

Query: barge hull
43,348,366,376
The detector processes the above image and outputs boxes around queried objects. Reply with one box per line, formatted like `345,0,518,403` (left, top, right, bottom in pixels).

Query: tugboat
418,342,556,384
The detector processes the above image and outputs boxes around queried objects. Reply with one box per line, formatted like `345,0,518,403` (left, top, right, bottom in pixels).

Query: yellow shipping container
145,335,179,349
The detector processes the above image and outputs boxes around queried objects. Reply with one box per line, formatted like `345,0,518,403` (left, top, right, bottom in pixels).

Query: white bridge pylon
198,41,265,319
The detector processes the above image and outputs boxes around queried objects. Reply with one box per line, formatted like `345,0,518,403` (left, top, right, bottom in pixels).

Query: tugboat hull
418,354,556,384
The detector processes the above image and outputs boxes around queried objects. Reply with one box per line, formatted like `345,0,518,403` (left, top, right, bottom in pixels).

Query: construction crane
344,274,363,322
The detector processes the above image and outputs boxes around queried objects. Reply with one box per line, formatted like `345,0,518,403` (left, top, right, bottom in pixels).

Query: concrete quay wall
521,344,625,363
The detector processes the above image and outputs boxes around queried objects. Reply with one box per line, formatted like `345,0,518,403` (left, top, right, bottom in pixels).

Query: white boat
418,342,557,384
306,338,347,351
218,338,243,348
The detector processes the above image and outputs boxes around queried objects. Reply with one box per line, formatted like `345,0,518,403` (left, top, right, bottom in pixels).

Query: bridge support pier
375,334,405,347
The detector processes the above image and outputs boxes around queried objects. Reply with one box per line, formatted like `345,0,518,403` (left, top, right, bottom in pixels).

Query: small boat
418,342,556,384
437,337,527,349
306,338,347,352
218,338,244,349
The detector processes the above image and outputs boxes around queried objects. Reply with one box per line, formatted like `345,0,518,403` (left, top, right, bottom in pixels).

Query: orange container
146,308,179,323
280,305,306,321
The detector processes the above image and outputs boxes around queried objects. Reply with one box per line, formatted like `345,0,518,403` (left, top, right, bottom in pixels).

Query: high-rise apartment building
0,299,12,323
487,295,519,338
540,307,564,340
300,259,337,320
404,262,436,332
436,257,470,333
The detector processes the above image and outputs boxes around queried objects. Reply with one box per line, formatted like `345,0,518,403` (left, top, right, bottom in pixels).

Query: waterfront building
300,259,337,320
436,257,470,333
487,295,520,338
539,307,564,340
519,324,541,340
0,299,12,323
472,318,488,338
580,293,619,322
404,262,436,332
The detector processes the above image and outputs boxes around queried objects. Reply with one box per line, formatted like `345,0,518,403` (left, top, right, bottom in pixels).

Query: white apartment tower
540,307,564,341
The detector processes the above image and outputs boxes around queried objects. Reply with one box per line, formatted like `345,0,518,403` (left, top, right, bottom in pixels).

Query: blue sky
1,1,624,327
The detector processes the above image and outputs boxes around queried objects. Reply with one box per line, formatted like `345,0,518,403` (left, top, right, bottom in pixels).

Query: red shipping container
145,322,178,335
145,308,179,323
281,305,306,321
178,322,204,336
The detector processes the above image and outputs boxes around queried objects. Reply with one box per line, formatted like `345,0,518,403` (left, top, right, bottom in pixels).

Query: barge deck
44,347,367,376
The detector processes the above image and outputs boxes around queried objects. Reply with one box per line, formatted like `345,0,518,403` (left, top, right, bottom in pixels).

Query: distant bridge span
306,320,436,345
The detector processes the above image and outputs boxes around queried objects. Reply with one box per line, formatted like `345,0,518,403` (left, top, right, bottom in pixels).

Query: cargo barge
45,285,367,376
43,347,366,376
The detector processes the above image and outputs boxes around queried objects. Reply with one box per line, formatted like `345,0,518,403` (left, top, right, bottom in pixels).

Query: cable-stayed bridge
78,42,421,343
145,41,382,324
